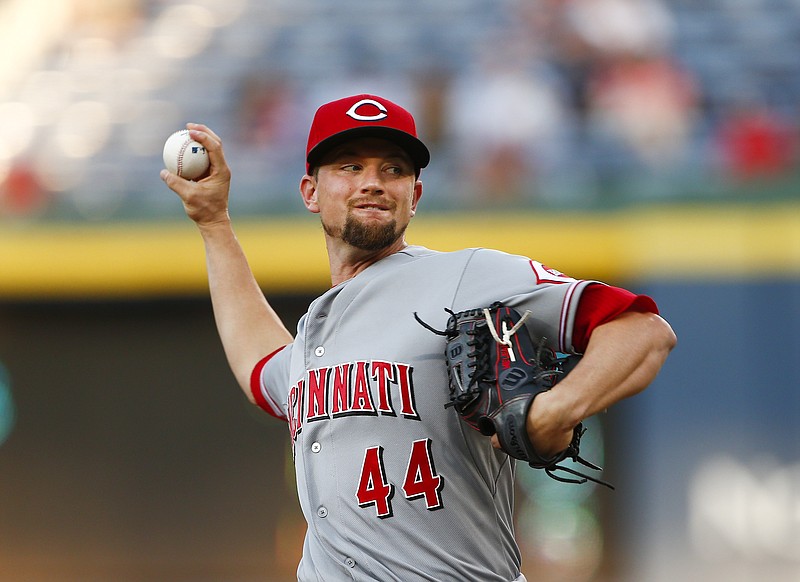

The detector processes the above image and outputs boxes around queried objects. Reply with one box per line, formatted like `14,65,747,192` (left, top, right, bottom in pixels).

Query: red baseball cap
305,94,430,175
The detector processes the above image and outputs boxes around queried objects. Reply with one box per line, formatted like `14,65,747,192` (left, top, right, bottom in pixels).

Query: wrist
197,213,233,233
542,382,587,430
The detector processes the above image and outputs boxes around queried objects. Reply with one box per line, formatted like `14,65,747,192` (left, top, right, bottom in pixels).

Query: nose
359,164,385,194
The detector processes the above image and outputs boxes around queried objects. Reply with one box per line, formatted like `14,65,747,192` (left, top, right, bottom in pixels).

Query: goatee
324,214,404,251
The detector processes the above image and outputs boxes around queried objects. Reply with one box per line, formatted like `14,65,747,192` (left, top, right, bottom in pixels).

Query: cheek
404,191,419,216
313,184,342,213
317,195,348,226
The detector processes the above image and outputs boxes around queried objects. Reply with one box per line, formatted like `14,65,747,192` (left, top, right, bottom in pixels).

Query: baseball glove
415,301,613,489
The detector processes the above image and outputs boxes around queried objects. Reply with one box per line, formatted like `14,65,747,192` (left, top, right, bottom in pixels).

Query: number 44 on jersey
356,438,445,518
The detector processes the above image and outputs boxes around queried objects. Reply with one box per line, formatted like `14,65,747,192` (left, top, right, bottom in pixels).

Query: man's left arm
524,309,677,457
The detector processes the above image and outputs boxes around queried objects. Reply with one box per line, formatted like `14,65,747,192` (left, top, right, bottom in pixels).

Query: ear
299,174,320,214
409,180,423,217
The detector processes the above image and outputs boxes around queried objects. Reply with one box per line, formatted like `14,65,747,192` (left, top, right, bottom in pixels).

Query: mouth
350,200,393,213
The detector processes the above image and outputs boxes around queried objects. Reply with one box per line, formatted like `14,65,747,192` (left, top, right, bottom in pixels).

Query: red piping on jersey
250,345,290,421
559,281,582,352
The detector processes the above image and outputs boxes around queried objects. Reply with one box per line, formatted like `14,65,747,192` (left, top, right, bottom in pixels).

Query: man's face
302,137,423,252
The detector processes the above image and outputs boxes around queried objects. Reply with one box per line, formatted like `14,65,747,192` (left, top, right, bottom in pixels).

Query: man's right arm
198,220,294,399
160,124,293,399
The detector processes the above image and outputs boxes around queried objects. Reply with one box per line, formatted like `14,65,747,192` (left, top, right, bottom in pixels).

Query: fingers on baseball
185,126,228,180
186,123,221,149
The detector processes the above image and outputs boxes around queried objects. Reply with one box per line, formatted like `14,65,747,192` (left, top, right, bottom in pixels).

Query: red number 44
356,439,444,518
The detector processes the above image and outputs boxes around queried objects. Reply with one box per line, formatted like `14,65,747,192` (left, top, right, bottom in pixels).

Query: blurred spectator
233,73,303,153
552,0,701,177
445,33,575,204
713,102,797,182
0,161,49,218
584,53,700,170
412,67,453,154
225,73,307,208
524,0,596,117
563,0,675,59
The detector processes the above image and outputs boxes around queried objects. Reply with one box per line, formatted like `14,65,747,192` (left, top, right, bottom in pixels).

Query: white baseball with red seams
162,129,209,180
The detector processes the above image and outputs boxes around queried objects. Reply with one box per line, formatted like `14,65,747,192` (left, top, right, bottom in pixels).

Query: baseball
162,129,209,180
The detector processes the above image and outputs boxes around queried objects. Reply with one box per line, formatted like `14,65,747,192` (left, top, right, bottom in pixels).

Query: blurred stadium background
0,0,799,581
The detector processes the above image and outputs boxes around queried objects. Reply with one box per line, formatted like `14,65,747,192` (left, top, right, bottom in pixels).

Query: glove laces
482,307,531,362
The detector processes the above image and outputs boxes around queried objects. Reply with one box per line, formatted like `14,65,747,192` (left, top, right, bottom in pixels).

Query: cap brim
306,127,430,173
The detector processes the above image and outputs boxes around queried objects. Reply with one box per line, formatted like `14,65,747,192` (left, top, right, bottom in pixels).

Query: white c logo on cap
346,99,388,121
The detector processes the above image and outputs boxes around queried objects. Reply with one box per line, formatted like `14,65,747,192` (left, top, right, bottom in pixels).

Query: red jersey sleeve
249,345,289,421
572,283,659,353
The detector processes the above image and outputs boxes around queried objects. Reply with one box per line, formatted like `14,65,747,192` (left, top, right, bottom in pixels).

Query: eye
385,163,413,177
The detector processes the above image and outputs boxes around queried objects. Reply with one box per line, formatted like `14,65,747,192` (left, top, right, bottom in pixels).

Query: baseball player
161,94,676,581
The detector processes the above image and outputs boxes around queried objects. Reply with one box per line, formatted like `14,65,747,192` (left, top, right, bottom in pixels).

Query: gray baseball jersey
252,245,596,581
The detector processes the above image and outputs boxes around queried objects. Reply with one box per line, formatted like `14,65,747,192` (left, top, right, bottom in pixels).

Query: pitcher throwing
161,94,676,581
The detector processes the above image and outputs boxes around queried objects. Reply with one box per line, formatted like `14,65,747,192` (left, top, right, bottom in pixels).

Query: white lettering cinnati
346,99,388,121
288,360,420,441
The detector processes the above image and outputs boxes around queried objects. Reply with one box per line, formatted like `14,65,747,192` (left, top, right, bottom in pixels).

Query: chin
342,216,404,251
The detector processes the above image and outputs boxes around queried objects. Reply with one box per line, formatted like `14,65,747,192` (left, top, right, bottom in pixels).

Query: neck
327,238,408,287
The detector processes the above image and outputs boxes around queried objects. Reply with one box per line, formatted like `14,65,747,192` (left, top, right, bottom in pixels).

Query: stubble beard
323,212,405,251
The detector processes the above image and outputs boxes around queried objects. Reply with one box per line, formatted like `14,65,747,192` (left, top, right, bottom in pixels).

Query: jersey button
317,506,328,518
314,346,325,357
311,442,321,453
344,558,356,569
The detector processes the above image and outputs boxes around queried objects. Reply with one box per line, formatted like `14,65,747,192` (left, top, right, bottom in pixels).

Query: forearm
200,220,293,396
160,125,294,399
558,311,676,422
527,310,676,455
